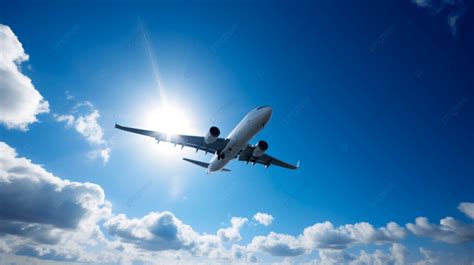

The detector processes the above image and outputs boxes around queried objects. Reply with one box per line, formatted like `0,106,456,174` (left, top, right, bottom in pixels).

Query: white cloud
217,217,248,242
458,202,474,219
302,221,406,250
231,244,257,262
305,244,474,265
104,212,254,260
246,221,406,258
104,211,198,251
14,245,80,262
307,244,406,265
54,101,110,163
0,142,109,230
0,143,248,263
411,0,466,36
448,10,464,36
405,201,474,245
87,146,111,163
406,216,474,244
0,141,113,263
412,0,432,8
74,109,105,145
0,24,49,130
414,247,439,265
249,232,306,257
254,212,274,226
2,140,474,264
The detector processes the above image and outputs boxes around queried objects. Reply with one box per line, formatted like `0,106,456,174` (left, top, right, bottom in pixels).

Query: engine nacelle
204,126,220,144
252,140,268,157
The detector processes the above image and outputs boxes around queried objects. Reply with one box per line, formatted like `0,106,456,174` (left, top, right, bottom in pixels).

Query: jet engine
252,140,268,157
204,126,220,144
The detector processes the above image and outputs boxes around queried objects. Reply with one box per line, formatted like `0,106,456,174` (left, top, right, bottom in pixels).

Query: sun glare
130,98,205,170
143,102,194,135
129,100,198,195
133,99,201,164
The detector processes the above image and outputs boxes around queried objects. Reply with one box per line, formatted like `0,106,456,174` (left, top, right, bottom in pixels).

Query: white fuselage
207,106,272,173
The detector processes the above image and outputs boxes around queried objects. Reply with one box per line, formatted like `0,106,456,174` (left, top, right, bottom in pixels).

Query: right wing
238,144,299,170
115,124,229,154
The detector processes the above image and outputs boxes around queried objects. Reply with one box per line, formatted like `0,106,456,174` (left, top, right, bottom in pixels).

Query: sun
143,102,194,135
125,99,199,194
131,99,200,163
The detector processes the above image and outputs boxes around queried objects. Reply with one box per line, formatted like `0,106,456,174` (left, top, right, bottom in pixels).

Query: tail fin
182,158,230,172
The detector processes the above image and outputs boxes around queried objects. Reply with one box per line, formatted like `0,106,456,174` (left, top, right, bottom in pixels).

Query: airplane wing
115,124,229,154
238,144,299,170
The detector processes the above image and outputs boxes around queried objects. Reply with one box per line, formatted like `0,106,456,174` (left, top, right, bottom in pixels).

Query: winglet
115,123,128,131
296,160,300,169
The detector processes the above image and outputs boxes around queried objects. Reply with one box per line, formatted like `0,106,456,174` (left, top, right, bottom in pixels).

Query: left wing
238,144,299,170
115,124,229,154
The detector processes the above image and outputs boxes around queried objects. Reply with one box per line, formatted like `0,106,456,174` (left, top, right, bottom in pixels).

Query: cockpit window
256,106,268,110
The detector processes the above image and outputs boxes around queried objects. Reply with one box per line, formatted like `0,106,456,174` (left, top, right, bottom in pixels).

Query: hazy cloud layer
0,24,49,130
411,0,467,35
14,245,80,262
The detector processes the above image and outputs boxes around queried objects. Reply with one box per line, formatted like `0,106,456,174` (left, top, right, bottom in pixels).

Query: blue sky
1,0,473,264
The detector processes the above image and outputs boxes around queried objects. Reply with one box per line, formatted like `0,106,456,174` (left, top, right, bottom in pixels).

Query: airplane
115,106,299,173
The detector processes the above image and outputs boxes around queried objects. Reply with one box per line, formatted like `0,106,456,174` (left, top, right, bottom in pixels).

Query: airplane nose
265,107,273,118
207,163,218,173
207,167,213,174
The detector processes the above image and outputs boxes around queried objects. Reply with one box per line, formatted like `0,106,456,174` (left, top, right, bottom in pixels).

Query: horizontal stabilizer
182,158,230,172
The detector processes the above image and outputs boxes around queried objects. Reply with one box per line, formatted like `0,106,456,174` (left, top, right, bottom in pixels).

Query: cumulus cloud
405,202,474,245
414,247,439,265
406,216,474,244
0,141,112,263
0,142,109,231
230,244,257,262
2,140,474,264
104,211,198,251
105,212,255,260
0,143,248,263
306,244,474,265
411,0,467,36
0,24,49,130
307,243,406,265
302,221,406,250
54,101,110,163
217,217,248,242
254,212,273,226
458,202,474,219
247,221,406,258
249,232,306,257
